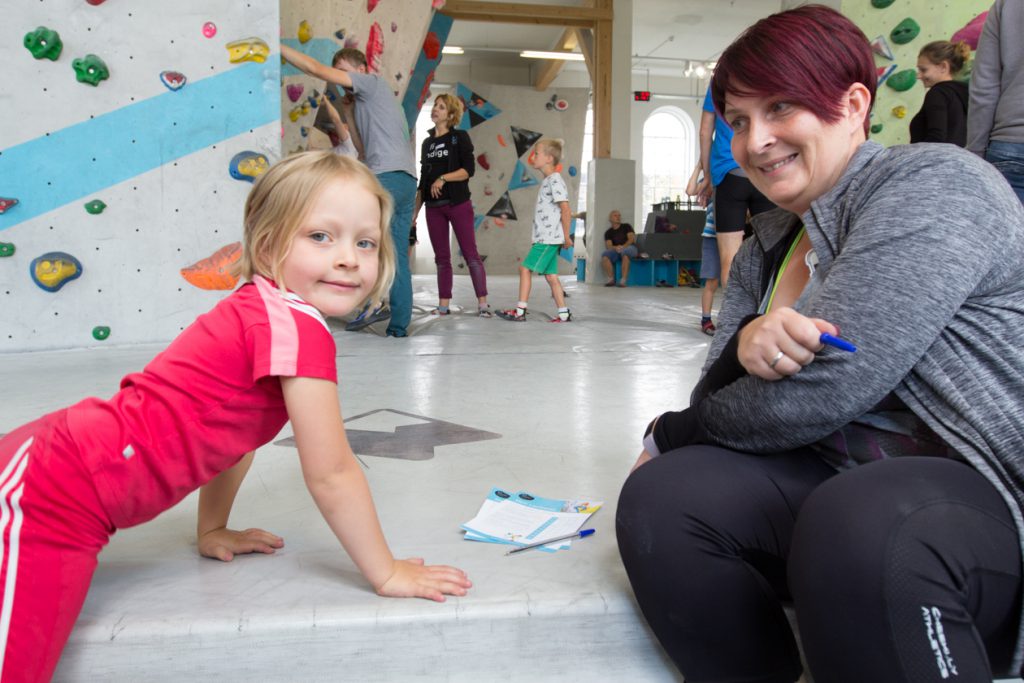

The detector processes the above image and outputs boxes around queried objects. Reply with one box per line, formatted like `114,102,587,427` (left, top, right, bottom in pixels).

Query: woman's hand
430,177,445,198
376,558,472,602
738,307,837,380
198,527,284,562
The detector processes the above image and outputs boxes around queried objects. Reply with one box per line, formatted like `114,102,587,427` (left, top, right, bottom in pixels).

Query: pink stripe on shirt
254,276,300,376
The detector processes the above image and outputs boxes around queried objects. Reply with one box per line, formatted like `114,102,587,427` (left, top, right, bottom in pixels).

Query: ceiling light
442,46,464,55
520,50,585,62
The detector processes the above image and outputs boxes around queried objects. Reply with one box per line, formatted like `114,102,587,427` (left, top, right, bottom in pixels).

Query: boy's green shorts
522,243,562,275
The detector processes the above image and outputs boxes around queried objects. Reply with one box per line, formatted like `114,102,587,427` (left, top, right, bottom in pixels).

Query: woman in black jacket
910,40,971,145
414,94,491,316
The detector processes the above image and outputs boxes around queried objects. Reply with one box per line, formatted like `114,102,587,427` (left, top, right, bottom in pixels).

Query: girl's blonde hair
434,92,464,129
918,40,971,76
235,151,396,306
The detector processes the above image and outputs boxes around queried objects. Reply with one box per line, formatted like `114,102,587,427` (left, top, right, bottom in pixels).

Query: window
577,104,593,214
641,108,696,214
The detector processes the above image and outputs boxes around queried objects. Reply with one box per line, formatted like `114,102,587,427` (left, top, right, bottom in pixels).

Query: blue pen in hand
820,333,857,352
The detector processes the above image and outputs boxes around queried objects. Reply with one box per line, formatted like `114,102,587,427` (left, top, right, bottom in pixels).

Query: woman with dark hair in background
616,5,1024,682
910,40,971,145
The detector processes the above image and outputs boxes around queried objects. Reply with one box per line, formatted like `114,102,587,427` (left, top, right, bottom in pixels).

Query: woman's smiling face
724,85,869,216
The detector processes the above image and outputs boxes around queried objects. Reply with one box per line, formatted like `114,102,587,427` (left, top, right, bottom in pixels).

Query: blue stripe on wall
0,59,280,231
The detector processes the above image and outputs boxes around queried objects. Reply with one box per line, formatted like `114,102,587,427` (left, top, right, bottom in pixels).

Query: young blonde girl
0,151,471,681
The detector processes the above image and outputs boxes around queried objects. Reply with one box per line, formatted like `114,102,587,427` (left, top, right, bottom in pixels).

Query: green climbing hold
92,326,111,341
0,242,14,258
870,123,884,134
890,18,921,45
84,199,107,214
72,54,110,86
24,27,63,61
886,69,917,92
871,0,895,8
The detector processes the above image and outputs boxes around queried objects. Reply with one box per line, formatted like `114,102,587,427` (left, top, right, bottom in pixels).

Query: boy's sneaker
701,319,716,336
497,308,526,322
346,305,391,331
477,306,494,318
550,311,572,323
430,307,451,316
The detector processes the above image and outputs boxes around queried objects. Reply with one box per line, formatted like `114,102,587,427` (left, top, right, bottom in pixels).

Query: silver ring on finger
768,350,786,370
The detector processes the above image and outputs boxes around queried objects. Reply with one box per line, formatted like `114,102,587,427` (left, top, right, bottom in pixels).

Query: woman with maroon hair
617,5,1024,682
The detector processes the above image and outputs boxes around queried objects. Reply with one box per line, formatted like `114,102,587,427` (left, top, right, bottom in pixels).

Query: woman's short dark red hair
711,4,876,135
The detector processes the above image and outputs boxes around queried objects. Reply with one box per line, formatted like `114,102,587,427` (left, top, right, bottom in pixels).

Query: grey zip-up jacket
652,140,1024,664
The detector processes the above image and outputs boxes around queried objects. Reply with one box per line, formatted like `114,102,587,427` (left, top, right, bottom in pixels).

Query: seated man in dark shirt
601,210,638,287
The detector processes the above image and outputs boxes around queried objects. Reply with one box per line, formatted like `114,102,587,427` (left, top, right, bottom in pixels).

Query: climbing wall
1,2,280,352
279,1,434,155
455,85,589,275
842,0,991,147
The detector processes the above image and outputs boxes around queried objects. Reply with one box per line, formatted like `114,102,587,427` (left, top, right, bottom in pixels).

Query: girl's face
279,177,381,317
916,57,951,88
724,85,867,216
431,98,450,127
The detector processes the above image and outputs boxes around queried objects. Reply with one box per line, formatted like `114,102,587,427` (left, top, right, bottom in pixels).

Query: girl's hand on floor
198,527,284,562
376,558,472,602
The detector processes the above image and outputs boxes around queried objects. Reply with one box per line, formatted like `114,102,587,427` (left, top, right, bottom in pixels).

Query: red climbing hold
368,0,381,12
423,32,440,60
477,153,490,170
0,198,18,214
85,0,107,5
366,23,384,74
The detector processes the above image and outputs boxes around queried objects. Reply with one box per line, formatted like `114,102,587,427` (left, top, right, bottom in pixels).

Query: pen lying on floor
505,529,596,555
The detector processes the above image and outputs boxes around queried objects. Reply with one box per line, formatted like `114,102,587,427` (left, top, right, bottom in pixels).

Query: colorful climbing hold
92,326,111,341
335,29,346,41
180,242,242,290
877,64,898,87
368,0,381,13
422,32,440,61
229,151,270,182
892,105,908,119
202,22,217,38
871,0,895,7
288,106,303,122
30,252,83,292
23,27,63,61
870,123,884,134
886,69,917,92
0,243,14,258
366,23,384,74
72,54,110,86
226,37,270,64
391,22,398,33
870,35,894,61
84,199,107,214
308,90,321,108
497,134,507,147
286,83,305,102
85,0,107,5
300,126,309,138
568,166,578,177
890,18,921,45
159,70,187,91
298,20,313,44
477,153,490,170
0,198,18,214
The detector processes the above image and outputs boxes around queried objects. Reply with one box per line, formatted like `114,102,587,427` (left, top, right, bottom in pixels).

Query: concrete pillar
610,0,633,158
584,158,637,283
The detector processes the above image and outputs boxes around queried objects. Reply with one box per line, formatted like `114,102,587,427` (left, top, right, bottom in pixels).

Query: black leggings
616,447,1022,683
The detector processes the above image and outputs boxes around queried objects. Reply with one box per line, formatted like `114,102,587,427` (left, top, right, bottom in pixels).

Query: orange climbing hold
180,242,242,290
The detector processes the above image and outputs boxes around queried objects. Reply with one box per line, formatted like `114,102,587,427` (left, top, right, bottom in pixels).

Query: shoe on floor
477,306,494,318
701,319,716,336
497,308,526,322
346,305,391,332
604,280,616,287
385,328,408,338
430,307,451,316
550,311,572,323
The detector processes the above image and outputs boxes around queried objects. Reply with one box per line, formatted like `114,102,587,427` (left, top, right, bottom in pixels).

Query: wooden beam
532,28,578,91
573,27,595,83
440,0,611,27
592,15,612,158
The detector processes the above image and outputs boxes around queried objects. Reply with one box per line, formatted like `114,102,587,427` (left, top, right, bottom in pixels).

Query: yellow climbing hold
891,105,907,119
226,37,270,64
298,20,313,44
